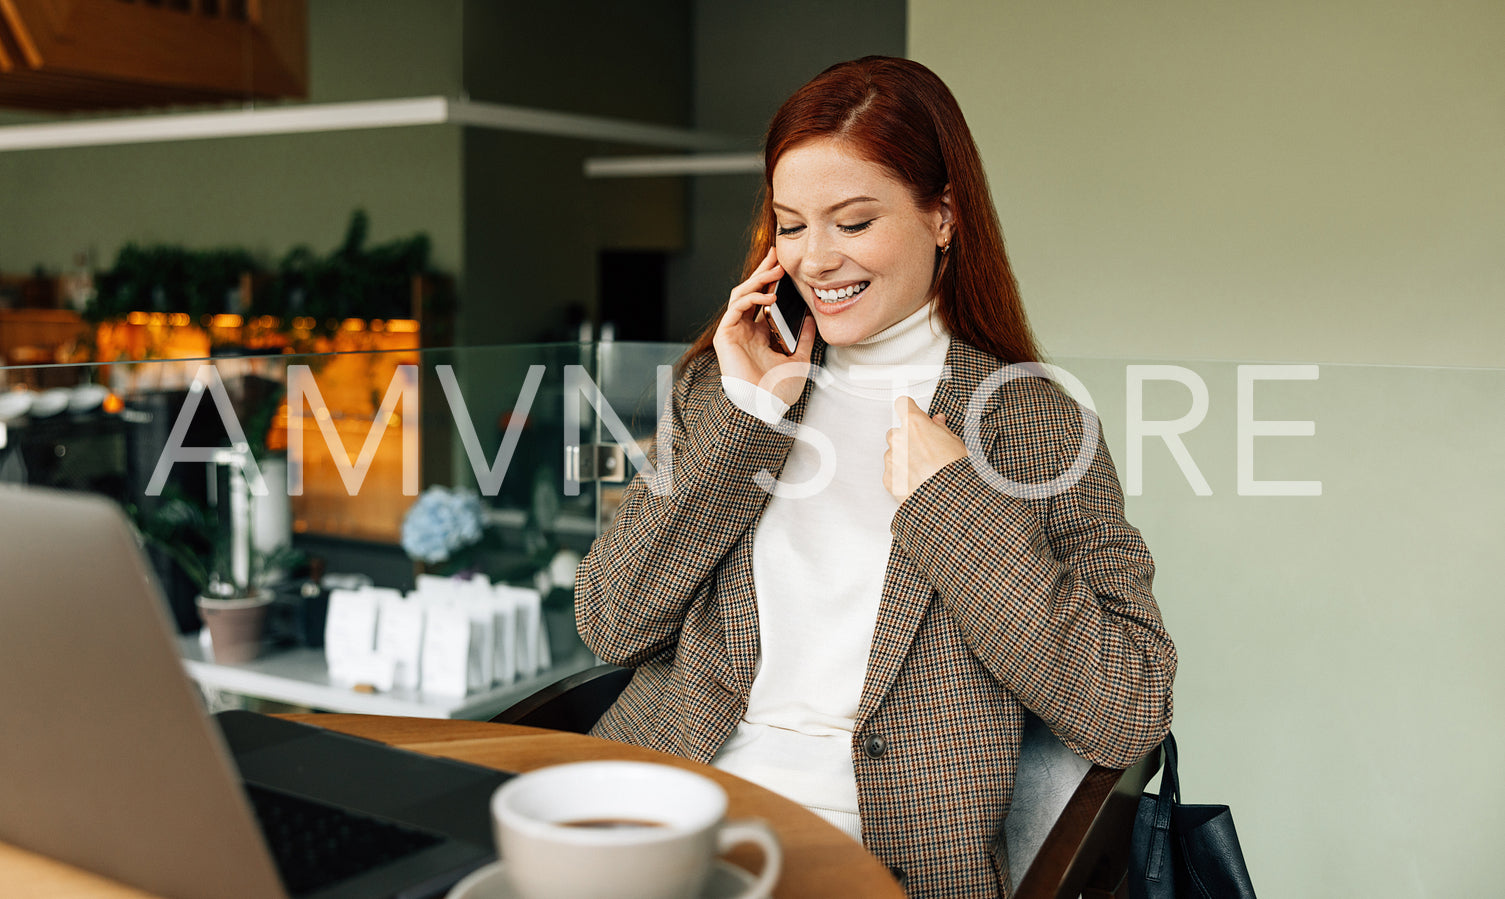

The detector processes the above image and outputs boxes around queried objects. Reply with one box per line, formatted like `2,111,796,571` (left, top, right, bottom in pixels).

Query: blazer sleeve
574,351,797,667
889,384,1176,769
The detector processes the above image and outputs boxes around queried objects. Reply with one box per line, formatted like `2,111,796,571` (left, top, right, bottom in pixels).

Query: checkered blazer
575,337,1176,898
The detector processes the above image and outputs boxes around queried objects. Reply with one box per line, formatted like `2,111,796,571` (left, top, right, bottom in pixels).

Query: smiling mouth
813,281,870,303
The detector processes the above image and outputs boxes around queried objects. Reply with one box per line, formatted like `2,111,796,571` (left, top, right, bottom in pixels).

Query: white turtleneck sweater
711,301,951,842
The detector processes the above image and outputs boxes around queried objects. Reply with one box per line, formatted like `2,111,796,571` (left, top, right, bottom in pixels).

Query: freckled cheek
848,235,903,276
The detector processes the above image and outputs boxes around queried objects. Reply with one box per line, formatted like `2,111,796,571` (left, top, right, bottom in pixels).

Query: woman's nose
800,229,842,279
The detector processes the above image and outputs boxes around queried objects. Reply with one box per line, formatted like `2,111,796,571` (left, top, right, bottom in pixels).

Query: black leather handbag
1129,733,1257,898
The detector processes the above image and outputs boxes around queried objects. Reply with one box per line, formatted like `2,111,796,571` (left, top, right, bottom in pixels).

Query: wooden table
0,714,905,899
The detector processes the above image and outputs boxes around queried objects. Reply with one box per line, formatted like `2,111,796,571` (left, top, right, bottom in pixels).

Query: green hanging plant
88,209,441,329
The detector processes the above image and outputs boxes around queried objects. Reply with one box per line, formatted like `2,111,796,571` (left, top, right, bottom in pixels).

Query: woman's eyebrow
772,196,880,215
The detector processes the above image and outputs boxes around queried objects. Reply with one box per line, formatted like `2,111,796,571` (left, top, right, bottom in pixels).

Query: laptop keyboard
244,783,445,896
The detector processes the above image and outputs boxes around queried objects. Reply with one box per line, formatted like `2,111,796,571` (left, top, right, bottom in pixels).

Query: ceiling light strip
449,99,741,151
583,152,763,178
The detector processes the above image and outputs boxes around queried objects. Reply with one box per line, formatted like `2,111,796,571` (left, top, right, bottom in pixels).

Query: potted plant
132,482,301,664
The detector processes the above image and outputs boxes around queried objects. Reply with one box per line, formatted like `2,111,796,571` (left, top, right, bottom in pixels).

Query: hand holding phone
714,249,815,407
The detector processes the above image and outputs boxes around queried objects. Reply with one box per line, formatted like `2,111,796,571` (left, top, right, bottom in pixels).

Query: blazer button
863,733,888,758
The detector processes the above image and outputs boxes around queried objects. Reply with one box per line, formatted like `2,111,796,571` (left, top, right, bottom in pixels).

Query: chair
1006,715,1160,899
494,665,1159,899
491,663,635,733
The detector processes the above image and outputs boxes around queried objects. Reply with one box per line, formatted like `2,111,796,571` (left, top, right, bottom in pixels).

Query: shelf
178,635,598,720
0,96,741,153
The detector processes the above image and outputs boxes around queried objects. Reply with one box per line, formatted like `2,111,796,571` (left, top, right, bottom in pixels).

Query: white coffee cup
490,760,781,899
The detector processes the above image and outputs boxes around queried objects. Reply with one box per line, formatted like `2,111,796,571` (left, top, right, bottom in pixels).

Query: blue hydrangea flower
400,486,487,564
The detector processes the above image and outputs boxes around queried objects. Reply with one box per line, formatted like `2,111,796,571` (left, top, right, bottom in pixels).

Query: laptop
0,485,513,899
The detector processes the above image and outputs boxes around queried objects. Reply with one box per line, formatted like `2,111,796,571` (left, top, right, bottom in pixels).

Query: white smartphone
766,274,806,355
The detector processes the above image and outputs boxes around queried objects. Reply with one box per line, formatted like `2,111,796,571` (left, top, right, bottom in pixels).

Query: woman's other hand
714,247,817,407
884,397,968,503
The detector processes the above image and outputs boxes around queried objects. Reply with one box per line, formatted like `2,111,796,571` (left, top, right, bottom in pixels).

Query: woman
576,56,1175,898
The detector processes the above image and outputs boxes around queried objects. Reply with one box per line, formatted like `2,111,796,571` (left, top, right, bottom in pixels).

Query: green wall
911,1,1505,894
911,0,1504,370
0,128,462,279
1067,356,1504,896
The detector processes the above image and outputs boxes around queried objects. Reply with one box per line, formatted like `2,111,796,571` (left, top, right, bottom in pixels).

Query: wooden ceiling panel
0,18,22,71
0,69,233,111
0,0,305,111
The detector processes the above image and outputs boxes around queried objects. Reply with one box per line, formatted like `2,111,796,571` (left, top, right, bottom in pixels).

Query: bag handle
1142,731,1181,881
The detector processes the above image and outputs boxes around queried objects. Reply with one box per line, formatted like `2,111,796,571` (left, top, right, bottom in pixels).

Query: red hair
680,56,1041,371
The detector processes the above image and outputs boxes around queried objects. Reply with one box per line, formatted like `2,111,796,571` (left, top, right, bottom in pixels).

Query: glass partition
589,340,687,531
0,340,671,720
1,343,599,587
2,343,1500,892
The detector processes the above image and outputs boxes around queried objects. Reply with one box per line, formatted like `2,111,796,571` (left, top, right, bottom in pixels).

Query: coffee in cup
490,760,781,899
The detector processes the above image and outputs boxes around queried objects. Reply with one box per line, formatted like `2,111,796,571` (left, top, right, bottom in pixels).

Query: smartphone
766,274,807,355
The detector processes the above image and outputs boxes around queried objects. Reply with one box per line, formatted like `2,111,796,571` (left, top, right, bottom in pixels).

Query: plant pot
197,591,273,664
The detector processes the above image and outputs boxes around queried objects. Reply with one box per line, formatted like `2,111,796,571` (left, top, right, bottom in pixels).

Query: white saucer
28,388,71,418
0,391,31,423
68,383,109,413
446,858,759,899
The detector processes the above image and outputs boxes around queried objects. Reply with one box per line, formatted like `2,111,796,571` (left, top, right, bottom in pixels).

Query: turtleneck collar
824,301,951,387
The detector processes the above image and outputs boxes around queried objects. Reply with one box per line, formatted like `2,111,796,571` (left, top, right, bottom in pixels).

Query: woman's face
771,138,952,347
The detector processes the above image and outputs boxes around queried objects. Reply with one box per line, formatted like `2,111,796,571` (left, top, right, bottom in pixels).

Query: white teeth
815,281,870,302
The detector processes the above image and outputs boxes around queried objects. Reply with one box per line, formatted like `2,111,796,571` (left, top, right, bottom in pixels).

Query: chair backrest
495,667,1159,898
492,664,634,733
1008,715,1161,899
1006,713,1094,882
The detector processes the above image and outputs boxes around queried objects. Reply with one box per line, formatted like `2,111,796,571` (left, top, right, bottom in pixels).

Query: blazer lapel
855,340,996,728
